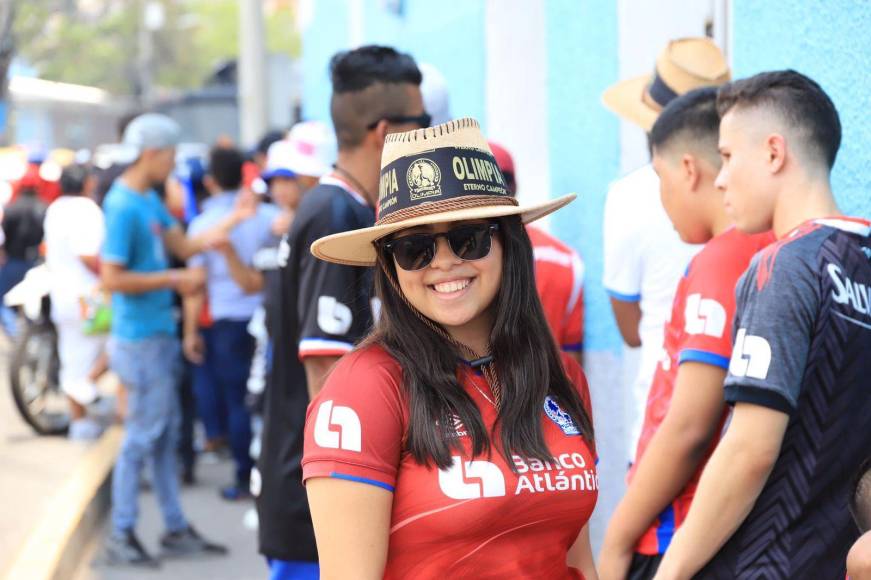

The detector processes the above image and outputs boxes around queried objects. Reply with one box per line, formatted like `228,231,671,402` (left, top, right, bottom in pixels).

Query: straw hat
602,37,730,131
311,118,575,267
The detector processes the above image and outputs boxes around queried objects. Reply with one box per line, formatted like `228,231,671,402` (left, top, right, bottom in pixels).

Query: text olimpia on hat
602,37,730,131
311,118,575,267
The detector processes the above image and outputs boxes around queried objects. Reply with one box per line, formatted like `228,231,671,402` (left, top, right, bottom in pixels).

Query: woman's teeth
433,279,471,294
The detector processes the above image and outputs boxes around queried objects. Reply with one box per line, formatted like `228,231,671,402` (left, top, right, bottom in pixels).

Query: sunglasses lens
392,236,435,271
448,225,493,261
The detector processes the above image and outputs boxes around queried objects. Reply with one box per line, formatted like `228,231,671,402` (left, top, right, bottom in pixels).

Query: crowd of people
0,36,868,580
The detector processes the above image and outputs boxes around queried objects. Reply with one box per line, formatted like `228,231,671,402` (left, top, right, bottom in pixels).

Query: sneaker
104,530,160,568
160,525,228,558
220,484,253,501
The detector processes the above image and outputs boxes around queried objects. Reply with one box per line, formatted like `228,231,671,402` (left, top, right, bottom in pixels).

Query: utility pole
239,0,268,148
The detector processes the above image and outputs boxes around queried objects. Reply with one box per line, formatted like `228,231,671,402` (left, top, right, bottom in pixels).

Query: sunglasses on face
380,223,500,271
366,112,432,130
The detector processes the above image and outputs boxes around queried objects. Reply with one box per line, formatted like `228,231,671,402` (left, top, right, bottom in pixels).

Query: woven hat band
377,145,511,222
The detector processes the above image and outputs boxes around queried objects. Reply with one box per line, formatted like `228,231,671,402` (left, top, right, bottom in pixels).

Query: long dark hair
364,215,594,470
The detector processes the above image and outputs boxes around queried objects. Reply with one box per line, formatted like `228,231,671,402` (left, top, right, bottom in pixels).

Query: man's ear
682,153,701,192
766,133,787,174
371,119,390,148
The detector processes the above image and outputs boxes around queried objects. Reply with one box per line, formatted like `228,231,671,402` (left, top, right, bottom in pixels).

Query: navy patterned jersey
702,217,871,578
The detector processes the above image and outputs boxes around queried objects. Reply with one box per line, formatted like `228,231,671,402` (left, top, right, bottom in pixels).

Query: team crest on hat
544,396,581,436
407,158,442,200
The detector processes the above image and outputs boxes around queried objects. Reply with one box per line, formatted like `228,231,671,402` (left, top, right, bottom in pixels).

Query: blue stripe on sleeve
605,288,641,302
656,505,676,553
329,472,395,492
561,342,583,352
678,349,730,370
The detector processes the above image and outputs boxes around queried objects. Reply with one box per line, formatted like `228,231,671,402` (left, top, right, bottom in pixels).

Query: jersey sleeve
296,201,372,359
723,248,819,414
560,251,585,351
602,184,642,302
676,256,740,370
101,202,136,266
302,349,405,491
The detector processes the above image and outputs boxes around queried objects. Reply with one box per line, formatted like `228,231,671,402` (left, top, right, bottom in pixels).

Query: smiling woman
301,118,600,579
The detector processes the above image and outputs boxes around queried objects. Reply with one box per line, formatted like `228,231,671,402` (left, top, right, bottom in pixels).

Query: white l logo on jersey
729,328,772,380
317,296,353,335
313,400,361,452
438,456,506,499
684,294,727,337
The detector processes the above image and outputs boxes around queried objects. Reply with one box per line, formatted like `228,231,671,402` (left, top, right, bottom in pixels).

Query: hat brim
311,193,577,267
601,74,659,132
262,168,297,182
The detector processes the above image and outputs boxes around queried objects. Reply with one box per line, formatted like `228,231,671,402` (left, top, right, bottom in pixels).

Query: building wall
731,1,871,218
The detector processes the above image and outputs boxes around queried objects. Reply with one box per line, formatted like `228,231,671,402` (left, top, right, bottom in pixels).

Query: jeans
192,326,228,442
208,319,256,487
109,334,187,534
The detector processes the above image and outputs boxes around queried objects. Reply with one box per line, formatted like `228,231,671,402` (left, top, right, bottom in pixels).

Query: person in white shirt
600,37,730,464
43,164,108,440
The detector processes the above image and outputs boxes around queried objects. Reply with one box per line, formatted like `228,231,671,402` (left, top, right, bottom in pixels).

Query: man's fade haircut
852,457,871,532
329,45,422,150
716,69,842,170
208,145,244,191
649,86,721,167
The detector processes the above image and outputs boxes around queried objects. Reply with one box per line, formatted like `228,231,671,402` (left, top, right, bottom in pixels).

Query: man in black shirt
256,45,426,576
656,71,871,579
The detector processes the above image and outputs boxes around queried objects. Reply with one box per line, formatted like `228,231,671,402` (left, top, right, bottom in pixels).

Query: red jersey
527,226,585,352
303,346,598,579
630,228,774,555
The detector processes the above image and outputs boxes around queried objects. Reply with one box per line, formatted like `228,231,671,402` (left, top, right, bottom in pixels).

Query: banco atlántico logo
406,158,442,200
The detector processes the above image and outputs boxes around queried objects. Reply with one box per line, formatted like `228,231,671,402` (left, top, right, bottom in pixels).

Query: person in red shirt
488,141,585,361
302,118,599,579
598,88,773,580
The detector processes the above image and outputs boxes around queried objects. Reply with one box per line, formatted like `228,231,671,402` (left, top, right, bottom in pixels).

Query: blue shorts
267,558,319,580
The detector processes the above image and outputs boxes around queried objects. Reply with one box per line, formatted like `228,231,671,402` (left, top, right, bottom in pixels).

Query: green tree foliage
13,0,299,95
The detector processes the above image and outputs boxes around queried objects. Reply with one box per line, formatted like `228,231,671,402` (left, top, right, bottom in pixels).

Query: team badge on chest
544,396,580,436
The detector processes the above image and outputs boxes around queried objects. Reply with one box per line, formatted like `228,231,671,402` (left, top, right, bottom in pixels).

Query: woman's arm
306,477,393,580
568,523,598,580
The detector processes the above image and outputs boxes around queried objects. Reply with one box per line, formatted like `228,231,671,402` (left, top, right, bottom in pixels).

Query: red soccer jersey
303,346,598,579
630,228,774,555
527,226,585,352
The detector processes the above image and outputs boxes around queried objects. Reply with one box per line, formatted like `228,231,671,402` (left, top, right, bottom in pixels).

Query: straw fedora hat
602,37,730,131
311,118,575,267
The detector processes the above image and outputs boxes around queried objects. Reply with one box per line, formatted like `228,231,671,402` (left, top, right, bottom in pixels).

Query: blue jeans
208,319,255,487
109,335,188,534
192,326,228,441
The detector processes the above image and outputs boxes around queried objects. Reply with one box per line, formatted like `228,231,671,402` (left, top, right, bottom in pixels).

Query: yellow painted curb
4,426,123,580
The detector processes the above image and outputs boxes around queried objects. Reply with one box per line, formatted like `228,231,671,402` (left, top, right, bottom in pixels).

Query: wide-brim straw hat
602,37,730,131
311,118,575,267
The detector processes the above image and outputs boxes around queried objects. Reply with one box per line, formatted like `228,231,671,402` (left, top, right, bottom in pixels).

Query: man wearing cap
489,140,585,363
182,145,280,502
255,46,426,579
600,38,729,467
100,113,244,566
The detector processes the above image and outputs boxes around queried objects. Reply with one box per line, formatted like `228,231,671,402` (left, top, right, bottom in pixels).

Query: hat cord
379,261,503,409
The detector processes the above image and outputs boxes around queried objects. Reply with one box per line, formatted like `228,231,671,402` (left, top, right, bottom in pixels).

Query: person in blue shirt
100,113,250,567
182,145,279,501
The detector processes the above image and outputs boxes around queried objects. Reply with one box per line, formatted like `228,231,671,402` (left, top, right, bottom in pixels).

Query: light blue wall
300,0,486,128
731,1,871,219
545,2,621,353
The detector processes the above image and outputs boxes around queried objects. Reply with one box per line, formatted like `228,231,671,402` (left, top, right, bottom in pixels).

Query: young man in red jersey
655,70,871,580
599,87,773,580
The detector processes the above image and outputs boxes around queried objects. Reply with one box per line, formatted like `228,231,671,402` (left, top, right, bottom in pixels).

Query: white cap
419,63,451,126
262,121,337,180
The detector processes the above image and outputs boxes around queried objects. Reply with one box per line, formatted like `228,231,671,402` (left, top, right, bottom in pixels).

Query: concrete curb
4,426,122,580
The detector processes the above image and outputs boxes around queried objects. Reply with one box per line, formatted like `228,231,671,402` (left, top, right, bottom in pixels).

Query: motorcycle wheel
9,320,69,435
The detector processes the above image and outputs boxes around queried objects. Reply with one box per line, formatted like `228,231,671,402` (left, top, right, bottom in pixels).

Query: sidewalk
74,457,263,580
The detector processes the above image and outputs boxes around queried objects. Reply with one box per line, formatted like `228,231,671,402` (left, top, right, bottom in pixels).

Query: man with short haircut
655,71,871,579
101,113,241,566
183,145,279,501
257,45,426,578
599,88,773,580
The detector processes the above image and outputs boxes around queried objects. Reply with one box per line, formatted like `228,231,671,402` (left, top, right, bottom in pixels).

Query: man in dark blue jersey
255,45,426,579
655,70,871,579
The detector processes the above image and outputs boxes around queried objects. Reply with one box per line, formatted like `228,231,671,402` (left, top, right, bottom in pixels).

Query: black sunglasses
366,112,432,130
380,223,500,271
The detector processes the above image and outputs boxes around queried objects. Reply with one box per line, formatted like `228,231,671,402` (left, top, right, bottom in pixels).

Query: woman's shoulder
558,352,591,407
322,344,405,400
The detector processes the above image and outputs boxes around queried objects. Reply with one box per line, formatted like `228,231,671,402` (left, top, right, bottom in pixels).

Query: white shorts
55,320,106,405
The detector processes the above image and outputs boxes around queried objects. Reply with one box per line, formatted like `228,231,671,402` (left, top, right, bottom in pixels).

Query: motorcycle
4,264,68,435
